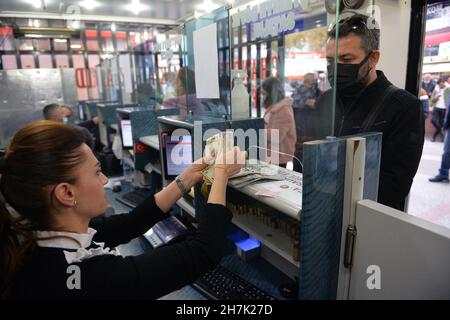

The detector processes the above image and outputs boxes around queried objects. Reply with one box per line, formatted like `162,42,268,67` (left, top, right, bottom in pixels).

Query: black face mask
327,53,372,97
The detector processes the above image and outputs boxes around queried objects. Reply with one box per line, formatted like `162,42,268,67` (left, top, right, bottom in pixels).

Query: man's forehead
326,35,365,55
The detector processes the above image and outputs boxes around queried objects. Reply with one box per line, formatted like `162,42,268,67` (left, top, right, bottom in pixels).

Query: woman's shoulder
272,98,294,113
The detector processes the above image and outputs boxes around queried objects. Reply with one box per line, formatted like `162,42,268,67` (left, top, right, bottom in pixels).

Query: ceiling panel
0,0,227,22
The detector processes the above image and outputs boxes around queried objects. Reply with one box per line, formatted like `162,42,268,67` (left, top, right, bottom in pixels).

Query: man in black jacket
315,14,424,211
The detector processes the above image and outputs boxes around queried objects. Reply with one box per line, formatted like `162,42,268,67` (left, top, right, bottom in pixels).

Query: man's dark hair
437,78,446,84
328,14,380,54
42,103,60,120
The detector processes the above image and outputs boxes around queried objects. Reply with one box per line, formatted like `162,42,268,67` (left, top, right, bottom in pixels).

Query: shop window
38,54,53,68
1,55,18,69
85,30,99,51
18,39,33,51
55,54,69,68
101,31,115,53
116,31,128,51
54,39,68,51
20,55,35,68
70,39,84,51
36,39,51,51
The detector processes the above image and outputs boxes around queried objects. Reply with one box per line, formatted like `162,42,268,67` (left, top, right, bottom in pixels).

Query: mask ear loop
246,145,303,172
359,52,374,84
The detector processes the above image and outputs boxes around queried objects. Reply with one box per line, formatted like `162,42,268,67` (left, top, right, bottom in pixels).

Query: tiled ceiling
0,0,230,23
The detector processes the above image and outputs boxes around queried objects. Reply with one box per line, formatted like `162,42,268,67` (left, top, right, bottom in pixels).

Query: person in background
419,88,430,120
430,78,450,142
429,99,450,183
291,73,322,172
421,73,436,98
60,105,101,151
292,73,321,111
42,103,65,122
315,14,424,211
0,120,246,299
161,72,177,101
261,77,297,168
60,105,99,130
162,67,206,116
42,104,95,150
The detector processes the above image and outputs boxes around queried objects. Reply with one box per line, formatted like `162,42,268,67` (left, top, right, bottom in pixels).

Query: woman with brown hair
0,120,245,299
261,77,297,168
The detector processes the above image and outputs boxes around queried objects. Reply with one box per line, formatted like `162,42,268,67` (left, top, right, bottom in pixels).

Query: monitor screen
163,134,193,178
120,119,133,148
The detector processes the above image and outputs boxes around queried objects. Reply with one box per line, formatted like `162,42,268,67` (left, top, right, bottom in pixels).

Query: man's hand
306,99,316,109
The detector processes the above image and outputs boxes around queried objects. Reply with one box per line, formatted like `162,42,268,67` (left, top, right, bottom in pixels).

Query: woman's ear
53,183,76,208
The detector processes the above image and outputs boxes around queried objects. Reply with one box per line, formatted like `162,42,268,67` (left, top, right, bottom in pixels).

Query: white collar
34,228,120,264
35,228,98,250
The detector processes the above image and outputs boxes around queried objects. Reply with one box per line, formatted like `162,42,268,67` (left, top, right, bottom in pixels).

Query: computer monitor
120,119,134,148
162,134,193,179
99,115,108,148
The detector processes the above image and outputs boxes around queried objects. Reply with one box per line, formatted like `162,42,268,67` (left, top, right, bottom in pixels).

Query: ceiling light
54,39,67,43
27,0,44,9
79,0,101,11
111,23,116,32
196,0,220,13
125,0,149,15
70,44,82,49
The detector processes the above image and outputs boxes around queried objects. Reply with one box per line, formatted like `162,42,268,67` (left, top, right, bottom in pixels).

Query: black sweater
315,71,425,211
12,195,232,299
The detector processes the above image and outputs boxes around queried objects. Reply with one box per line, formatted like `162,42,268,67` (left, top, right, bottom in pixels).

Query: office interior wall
375,0,411,89
0,68,77,147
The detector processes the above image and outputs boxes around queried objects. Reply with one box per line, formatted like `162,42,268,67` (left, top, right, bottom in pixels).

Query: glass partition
181,6,230,117
229,0,338,170
156,26,186,111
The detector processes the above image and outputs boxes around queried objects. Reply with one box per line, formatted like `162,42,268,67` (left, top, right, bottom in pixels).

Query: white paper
193,23,220,99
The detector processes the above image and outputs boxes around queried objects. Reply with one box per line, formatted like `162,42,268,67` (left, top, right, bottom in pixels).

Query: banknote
202,131,234,183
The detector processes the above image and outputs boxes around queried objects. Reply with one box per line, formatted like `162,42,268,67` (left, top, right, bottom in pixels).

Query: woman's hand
214,146,247,178
177,155,214,190
155,154,213,213
208,147,247,206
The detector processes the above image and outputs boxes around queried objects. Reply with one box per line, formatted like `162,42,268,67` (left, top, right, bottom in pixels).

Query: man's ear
53,183,76,208
370,50,380,69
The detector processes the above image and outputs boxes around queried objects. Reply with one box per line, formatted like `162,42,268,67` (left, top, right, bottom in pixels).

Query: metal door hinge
344,225,357,269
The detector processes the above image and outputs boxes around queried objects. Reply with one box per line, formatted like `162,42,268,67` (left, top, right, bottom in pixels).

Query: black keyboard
117,189,150,208
193,266,275,300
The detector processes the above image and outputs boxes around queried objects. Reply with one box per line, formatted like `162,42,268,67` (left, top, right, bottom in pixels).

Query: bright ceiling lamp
79,0,101,11
125,0,149,15
26,0,45,9
196,0,221,13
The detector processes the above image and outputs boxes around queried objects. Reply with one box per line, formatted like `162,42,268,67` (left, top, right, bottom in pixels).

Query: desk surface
139,135,160,150
229,162,302,220
105,180,292,300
